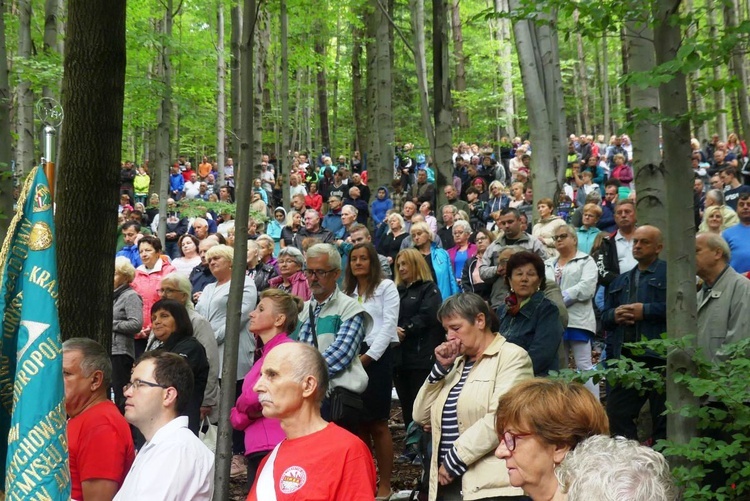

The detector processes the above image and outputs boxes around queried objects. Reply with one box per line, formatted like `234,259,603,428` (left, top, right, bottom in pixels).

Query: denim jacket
602,259,667,360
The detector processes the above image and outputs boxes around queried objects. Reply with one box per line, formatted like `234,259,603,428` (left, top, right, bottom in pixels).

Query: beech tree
56,0,127,346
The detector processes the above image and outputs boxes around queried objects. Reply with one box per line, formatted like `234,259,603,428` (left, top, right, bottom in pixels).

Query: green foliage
554,337,750,499
166,197,268,222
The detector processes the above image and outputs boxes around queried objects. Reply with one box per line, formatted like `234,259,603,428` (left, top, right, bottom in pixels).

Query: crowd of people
75,133,750,499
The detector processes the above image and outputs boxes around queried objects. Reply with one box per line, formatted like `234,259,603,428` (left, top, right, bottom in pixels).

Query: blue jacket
597,202,616,233
116,244,142,268
322,209,343,236
429,243,459,300
602,259,667,360
371,187,393,226
497,291,563,376
169,172,185,193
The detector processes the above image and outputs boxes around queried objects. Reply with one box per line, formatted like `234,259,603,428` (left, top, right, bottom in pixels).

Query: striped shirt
431,360,475,478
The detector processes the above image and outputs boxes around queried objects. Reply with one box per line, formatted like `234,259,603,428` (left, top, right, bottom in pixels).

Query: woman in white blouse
343,242,400,500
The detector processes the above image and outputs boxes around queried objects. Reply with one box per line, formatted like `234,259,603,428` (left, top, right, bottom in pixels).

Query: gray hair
193,217,208,228
246,239,259,253
557,435,677,501
160,273,194,310
437,293,493,328
289,343,329,404
342,204,358,216
442,204,458,215
304,209,320,221
278,246,305,267
389,213,405,229
62,338,113,388
556,224,579,243
706,189,726,206
697,232,731,261
306,243,342,270
452,219,472,234
256,234,274,249
114,256,136,283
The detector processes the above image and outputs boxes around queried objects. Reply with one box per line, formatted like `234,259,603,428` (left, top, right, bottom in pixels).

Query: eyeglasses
553,234,569,241
502,431,532,452
278,259,299,266
303,268,336,279
123,379,166,393
157,288,179,295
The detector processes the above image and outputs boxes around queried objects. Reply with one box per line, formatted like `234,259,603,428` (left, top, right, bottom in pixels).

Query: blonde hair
114,257,136,283
409,222,433,241
394,248,434,286
205,244,234,263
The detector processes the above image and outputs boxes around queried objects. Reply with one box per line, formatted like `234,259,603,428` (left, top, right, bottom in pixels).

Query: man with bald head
602,225,667,442
247,343,376,500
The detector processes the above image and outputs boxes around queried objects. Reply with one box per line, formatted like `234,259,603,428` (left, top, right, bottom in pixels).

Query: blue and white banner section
0,166,70,500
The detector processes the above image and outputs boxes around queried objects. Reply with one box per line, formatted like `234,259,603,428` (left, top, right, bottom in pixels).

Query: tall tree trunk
216,0,226,173
685,0,708,140
155,3,174,244
574,9,590,134
433,0,453,206
314,32,330,152
331,15,342,152
57,0,126,345
16,0,35,176
624,21,666,230
620,28,632,123
509,1,566,203
365,8,380,171
43,0,60,100
280,0,289,157
707,0,727,139
0,0,13,243
602,32,611,137
653,0,698,452
229,1,242,164
450,0,468,130
371,0,394,193
352,24,367,155
291,69,302,153
725,0,750,147
254,7,269,169
280,0,291,208
410,0,435,152
304,68,312,153
495,0,515,138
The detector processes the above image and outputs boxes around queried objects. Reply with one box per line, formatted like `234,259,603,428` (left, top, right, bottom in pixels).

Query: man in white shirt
115,352,214,501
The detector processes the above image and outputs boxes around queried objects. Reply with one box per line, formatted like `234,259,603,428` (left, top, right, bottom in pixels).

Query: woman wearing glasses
268,246,311,300
460,228,493,302
447,220,477,288
494,379,608,500
148,298,209,435
412,293,533,501
544,226,599,398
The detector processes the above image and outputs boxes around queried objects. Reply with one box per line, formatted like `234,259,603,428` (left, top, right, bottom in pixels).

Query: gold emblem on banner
28,222,53,251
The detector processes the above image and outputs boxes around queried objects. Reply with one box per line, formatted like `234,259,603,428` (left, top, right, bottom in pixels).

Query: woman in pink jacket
130,235,175,357
267,246,311,300
230,289,303,489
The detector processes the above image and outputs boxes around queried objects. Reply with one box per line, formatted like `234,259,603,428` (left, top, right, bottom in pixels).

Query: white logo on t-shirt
279,466,307,494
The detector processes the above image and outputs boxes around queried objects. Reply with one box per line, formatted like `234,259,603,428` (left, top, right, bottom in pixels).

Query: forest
2,0,749,178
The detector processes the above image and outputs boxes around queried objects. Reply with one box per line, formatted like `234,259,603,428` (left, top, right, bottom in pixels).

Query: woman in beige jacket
412,293,534,501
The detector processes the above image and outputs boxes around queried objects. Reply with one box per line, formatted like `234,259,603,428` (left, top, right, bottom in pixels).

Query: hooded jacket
371,186,393,226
